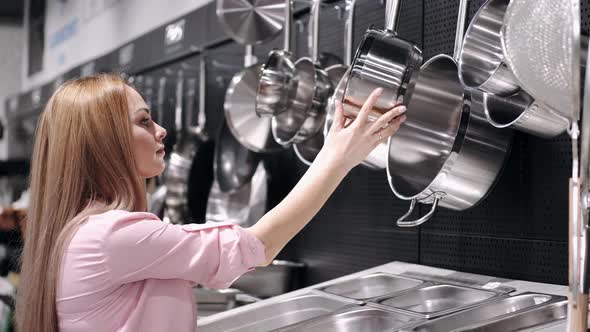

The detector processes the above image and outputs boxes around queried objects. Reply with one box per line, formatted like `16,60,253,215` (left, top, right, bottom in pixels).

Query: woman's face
127,87,167,179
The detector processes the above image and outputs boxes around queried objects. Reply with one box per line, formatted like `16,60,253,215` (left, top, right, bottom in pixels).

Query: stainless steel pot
388,0,512,227
224,45,284,153
216,0,286,45
483,91,569,138
341,0,422,123
271,0,333,145
458,0,519,96
256,0,297,117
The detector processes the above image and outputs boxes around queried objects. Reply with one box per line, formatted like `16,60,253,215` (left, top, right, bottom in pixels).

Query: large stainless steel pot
224,45,284,153
216,0,286,45
458,0,519,96
255,0,297,117
387,0,512,227
271,0,333,145
341,0,422,122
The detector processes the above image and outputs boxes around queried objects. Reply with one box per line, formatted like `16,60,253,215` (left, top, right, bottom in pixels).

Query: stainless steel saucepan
216,0,286,45
388,0,512,227
255,0,297,117
271,0,333,145
458,0,519,96
337,0,422,170
341,0,423,123
224,45,284,153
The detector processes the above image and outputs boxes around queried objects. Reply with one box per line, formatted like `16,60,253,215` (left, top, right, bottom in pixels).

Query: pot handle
396,197,439,227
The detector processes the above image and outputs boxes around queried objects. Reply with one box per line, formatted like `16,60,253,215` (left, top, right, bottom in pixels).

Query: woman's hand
321,88,407,173
247,88,407,265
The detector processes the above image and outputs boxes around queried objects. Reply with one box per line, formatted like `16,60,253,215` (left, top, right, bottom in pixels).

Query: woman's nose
156,124,167,141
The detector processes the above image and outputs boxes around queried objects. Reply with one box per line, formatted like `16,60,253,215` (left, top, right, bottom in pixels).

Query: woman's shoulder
70,210,161,247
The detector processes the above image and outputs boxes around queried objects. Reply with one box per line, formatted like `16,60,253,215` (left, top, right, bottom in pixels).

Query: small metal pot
342,0,422,123
458,0,519,96
224,46,284,153
255,0,297,117
483,91,569,138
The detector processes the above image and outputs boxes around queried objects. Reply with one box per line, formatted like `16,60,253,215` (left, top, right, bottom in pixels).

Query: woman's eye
140,117,151,126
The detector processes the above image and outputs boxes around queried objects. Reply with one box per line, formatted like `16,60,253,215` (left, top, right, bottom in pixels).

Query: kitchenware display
256,0,297,118
215,120,261,193
271,0,333,145
458,0,519,96
216,0,286,45
165,58,215,224
295,0,356,166
341,0,422,123
387,0,512,227
224,45,285,153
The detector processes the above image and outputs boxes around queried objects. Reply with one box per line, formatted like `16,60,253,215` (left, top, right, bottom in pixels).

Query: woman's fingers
369,105,407,134
372,115,406,145
331,100,345,132
352,88,383,127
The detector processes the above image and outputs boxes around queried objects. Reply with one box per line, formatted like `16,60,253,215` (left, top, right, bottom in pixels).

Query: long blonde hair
16,74,148,331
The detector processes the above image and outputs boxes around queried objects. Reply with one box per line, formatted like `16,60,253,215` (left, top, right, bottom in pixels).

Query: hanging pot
339,0,423,170
458,0,519,96
224,45,285,153
387,0,512,227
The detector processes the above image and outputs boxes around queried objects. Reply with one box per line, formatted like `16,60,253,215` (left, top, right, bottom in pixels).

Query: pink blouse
56,210,266,332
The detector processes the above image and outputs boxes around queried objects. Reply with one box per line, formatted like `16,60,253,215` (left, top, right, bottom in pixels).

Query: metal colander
502,0,581,122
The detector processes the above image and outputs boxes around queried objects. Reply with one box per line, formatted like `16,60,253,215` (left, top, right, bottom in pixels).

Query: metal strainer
501,0,581,122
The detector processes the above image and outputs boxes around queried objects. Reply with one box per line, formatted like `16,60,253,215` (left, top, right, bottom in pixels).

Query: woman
15,74,406,331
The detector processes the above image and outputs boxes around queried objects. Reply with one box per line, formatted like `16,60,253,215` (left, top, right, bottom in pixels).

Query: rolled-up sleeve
102,212,266,289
